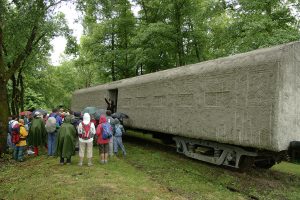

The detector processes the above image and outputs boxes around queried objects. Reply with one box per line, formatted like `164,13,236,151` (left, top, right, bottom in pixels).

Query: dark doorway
108,89,118,112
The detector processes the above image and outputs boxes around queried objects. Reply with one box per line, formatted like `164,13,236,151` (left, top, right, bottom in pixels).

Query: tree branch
6,24,38,79
46,0,69,10
33,32,47,47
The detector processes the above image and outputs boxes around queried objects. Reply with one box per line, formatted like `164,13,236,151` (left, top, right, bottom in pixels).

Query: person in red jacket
96,115,110,164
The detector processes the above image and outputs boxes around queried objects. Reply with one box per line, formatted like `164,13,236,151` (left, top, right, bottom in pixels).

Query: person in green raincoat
55,115,76,165
28,112,47,156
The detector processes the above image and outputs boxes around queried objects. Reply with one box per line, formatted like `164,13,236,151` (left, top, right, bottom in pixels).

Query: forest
0,0,300,153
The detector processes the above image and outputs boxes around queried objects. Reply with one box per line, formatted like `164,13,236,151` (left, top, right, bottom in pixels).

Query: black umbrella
111,112,129,120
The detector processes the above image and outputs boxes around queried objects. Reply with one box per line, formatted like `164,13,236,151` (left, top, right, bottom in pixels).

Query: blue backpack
102,122,113,139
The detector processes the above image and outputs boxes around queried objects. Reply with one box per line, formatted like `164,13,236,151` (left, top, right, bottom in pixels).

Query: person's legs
52,133,57,155
7,133,12,151
101,153,105,164
87,142,93,166
17,146,24,161
118,137,126,156
113,138,118,155
13,146,18,161
104,153,108,163
99,145,105,163
66,157,71,164
49,133,56,156
108,137,114,156
34,146,39,156
47,134,52,156
78,142,85,166
60,157,64,165
104,144,109,163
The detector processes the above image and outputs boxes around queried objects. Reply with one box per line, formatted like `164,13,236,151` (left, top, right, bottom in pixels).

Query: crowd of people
7,107,126,166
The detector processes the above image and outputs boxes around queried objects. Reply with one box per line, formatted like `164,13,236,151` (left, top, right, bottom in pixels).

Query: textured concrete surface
72,41,300,152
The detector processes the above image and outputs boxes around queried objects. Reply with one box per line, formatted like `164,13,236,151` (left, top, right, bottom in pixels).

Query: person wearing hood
55,115,77,165
28,112,47,156
49,108,63,127
14,119,28,162
113,118,126,157
77,113,96,166
96,115,111,164
45,116,57,156
106,110,115,157
7,115,18,152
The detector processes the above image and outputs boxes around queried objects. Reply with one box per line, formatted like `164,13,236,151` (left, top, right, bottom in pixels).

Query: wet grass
0,132,300,200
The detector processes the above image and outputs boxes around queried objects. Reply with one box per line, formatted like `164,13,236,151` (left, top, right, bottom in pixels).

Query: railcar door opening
108,89,118,112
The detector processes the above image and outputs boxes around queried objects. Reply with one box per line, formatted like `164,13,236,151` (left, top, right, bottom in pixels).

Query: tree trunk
0,78,9,154
11,75,17,115
111,31,116,81
174,2,185,67
136,63,143,76
20,73,24,111
188,20,201,62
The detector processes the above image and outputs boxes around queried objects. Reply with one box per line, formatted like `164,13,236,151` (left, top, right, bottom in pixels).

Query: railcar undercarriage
173,137,285,169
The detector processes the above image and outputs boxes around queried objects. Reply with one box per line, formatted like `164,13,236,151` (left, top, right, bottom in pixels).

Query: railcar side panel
117,64,278,151
72,42,300,152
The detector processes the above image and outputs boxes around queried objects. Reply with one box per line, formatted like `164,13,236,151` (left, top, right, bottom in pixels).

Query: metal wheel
239,156,255,170
255,159,275,169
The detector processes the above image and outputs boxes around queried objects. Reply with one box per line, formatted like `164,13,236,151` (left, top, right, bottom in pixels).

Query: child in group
113,118,126,157
14,119,28,162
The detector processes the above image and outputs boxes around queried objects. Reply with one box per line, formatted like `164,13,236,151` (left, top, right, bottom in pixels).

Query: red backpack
11,123,20,144
81,122,91,139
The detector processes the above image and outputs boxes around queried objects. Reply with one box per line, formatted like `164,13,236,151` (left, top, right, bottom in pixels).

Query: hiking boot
60,157,64,165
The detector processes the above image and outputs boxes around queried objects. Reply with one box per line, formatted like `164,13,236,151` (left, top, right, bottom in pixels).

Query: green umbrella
81,107,97,115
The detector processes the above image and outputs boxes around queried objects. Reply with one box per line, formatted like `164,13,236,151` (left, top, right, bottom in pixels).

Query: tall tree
0,0,69,154
78,0,136,81
225,0,300,54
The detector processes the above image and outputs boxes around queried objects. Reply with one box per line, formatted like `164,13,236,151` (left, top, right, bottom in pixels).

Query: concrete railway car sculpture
72,41,300,169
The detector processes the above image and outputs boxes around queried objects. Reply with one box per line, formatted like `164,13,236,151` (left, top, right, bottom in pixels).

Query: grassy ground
0,134,300,200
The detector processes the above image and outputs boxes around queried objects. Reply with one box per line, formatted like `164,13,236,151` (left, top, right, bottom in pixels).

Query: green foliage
78,0,137,81
224,0,300,54
2,0,299,112
24,87,47,110
24,60,81,110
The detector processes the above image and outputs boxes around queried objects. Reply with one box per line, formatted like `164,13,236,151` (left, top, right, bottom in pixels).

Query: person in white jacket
77,113,96,166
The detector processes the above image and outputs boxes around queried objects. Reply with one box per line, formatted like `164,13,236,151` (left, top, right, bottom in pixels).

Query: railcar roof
74,41,299,94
